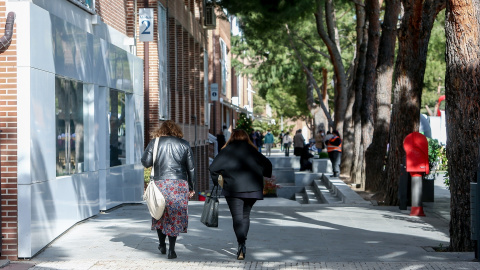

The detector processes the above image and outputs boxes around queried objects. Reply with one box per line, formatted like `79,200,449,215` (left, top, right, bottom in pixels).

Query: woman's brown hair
222,129,257,150
150,120,184,138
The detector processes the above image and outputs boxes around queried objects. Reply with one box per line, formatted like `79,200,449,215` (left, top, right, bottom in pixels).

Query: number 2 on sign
141,20,151,34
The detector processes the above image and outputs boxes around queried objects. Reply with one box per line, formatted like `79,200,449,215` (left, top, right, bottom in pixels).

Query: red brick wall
0,0,18,261
96,0,129,36
133,0,210,197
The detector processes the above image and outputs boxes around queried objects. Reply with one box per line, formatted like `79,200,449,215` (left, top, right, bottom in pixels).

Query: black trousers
284,143,290,156
225,197,257,245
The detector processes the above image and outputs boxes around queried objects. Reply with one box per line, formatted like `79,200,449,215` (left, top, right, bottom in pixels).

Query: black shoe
168,250,177,259
158,244,166,254
237,244,246,260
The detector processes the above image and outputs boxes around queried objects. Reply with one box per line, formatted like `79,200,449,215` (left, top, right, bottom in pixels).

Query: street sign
139,8,154,42
211,83,218,101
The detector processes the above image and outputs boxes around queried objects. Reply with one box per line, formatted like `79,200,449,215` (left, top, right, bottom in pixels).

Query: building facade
1,0,144,259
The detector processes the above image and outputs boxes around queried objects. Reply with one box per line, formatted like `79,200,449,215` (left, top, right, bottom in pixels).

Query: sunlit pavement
3,150,479,269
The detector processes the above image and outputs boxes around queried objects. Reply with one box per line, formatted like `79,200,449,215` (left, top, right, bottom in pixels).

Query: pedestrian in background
256,130,264,153
315,129,325,155
283,132,292,156
141,120,196,259
216,130,226,153
293,129,305,156
325,130,342,177
209,129,273,260
264,130,274,156
300,143,314,171
278,130,285,151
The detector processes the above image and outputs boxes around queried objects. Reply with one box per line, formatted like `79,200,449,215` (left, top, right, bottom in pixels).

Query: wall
134,0,211,196
8,0,144,259
0,0,18,261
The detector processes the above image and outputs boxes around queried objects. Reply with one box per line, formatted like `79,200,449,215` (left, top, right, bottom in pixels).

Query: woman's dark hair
332,130,340,137
222,129,257,150
151,120,184,138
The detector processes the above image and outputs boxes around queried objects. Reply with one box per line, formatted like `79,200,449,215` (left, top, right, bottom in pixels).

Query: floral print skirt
151,179,189,236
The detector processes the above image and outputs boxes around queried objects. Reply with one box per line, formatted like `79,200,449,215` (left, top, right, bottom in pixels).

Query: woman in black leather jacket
209,129,272,260
141,120,195,259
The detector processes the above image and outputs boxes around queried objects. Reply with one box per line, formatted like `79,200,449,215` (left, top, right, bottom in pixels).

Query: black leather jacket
141,136,195,191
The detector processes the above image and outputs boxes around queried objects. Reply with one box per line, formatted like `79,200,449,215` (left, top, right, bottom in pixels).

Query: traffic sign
211,83,218,101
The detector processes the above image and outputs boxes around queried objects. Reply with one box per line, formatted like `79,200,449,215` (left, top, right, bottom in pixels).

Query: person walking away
223,125,231,142
325,130,342,177
264,130,274,156
278,130,285,151
256,130,264,153
299,143,314,171
141,120,196,259
293,129,305,156
315,130,325,155
216,131,226,153
209,129,273,260
283,132,292,156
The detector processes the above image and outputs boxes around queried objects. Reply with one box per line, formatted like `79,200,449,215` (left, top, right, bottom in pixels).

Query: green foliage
427,137,442,168
438,146,448,171
227,1,357,121
144,167,151,183
443,170,450,190
235,112,253,134
421,10,446,114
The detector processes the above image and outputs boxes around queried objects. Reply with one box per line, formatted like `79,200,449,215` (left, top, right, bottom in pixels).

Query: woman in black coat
209,129,273,260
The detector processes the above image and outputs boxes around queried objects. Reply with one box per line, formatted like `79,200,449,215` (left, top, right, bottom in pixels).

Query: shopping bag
143,180,166,220
218,174,224,188
143,138,166,220
200,186,219,227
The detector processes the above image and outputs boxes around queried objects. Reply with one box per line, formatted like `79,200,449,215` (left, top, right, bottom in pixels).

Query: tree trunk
315,0,348,136
342,3,366,178
359,0,381,189
384,0,445,205
350,6,368,185
445,0,480,252
365,0,400,192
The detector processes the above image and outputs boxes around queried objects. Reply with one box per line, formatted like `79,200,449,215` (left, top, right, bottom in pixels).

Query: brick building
0,0,254,260
1,0,144,259
138,0,211,197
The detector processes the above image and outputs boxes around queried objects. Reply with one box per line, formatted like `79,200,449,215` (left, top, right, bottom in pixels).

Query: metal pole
410,173,425,216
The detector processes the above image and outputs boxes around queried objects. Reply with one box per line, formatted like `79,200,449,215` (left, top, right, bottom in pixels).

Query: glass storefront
55,76,85,176
109,89,127,167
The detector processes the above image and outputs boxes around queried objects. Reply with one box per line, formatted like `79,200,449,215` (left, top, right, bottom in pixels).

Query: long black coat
209,141,272,193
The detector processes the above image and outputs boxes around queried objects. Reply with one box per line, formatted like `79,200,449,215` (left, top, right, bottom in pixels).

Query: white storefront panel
9,1,144,258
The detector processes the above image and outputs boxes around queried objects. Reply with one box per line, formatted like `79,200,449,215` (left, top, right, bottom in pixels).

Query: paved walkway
2,154,479,269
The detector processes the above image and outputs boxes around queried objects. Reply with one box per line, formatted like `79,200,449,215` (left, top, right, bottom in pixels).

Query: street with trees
218,0,480,251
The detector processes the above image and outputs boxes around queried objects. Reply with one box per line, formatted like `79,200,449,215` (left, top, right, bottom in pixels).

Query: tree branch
349,0,365,7
285,24,335,128
291,30,330,59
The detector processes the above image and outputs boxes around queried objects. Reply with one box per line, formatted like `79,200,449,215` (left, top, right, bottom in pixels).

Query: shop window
67,0,96,14
109,90,127,167
220,39,228,95
55,77,85,176
158,3,169,120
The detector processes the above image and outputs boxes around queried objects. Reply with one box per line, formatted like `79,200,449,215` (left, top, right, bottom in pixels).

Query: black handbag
200,185,219,227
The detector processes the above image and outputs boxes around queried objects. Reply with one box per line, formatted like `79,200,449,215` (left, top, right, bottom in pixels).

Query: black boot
156,229,166,254
237,243,246,260
167,236,177,259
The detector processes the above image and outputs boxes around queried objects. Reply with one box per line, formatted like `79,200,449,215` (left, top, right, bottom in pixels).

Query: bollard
410,173,425,216
403,132,429,216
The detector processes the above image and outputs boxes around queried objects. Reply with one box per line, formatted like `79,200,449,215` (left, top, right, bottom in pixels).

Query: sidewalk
4,172,479,269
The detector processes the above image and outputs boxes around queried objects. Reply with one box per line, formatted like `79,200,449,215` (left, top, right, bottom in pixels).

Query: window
220,39,228,95
68,0,96,14
158,3,169,120
55,77,85,176
109,89,126,167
